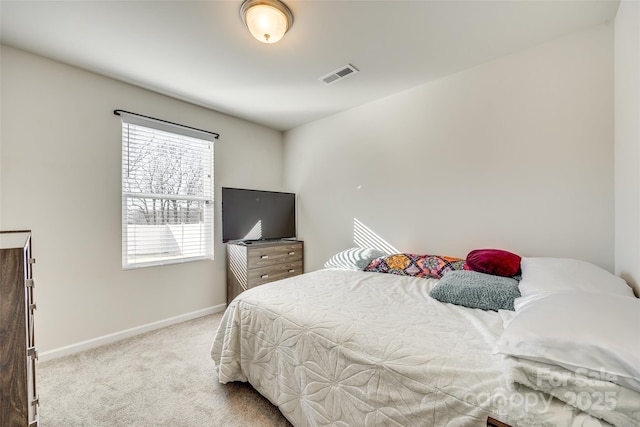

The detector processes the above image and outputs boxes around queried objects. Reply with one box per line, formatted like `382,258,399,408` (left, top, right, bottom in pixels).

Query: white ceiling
0,0,620,131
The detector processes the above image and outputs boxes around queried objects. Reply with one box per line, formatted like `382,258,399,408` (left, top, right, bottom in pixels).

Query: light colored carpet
36,312,292,427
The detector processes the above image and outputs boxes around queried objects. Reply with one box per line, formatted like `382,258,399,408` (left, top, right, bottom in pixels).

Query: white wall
284,23,615,273
0,45,284,352
614,1,640,297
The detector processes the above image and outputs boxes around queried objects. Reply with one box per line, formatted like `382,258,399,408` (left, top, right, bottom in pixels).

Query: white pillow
323,247,386,271
496,290,640,392
519,257,634,298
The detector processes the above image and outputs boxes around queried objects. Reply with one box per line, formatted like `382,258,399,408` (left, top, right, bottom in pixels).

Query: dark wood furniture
0,231,38,427
487,416,512,427
226,240,303,304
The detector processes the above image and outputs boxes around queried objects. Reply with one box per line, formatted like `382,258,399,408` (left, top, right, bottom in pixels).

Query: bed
211,251,639,427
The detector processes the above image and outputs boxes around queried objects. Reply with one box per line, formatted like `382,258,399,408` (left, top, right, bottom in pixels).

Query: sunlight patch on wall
353,218,399,254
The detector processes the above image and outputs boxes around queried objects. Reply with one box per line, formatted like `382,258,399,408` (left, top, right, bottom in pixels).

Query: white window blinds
119,112,216,269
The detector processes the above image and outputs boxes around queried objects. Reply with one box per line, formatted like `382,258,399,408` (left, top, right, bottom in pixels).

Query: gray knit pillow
429,270,520,311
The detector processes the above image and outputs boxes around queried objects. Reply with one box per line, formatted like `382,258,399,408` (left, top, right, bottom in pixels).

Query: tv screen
222,187,296,243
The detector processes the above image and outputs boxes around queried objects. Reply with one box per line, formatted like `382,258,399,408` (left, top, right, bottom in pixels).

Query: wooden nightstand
0,231,39,427
226,240,303,304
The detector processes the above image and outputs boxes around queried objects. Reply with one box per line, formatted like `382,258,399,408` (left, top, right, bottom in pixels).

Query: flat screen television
222,187,296,243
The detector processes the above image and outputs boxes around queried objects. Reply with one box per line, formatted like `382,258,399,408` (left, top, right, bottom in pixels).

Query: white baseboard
38,304,226,362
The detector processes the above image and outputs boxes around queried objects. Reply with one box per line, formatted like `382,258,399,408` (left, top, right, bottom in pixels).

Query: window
119,112,216,269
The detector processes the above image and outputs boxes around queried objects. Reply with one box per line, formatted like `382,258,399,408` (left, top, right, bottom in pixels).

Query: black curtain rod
113,109,220,139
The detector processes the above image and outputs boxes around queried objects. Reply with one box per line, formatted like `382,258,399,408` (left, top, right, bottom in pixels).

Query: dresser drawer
248,261,303,287
247,243,303,269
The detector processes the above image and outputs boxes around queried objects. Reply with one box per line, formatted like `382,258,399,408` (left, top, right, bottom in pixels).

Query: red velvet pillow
465,249,521,277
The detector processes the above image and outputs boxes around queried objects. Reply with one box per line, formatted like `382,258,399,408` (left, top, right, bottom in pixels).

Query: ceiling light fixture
240,0,293,44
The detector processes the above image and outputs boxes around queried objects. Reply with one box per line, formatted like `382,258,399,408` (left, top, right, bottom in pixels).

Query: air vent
319,64,359,85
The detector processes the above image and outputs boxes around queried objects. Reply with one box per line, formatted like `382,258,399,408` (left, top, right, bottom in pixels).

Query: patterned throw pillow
364,253,465,279
420,255,466,278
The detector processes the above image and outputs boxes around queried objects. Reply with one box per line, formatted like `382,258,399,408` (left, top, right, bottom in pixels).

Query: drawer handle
30,303,37,312
261,274,269,279
28,346,38,360
26,279,35,288
288,252,295,255
31,395,39,407
29,257,36,264
260,255,269,259
288,269,295,273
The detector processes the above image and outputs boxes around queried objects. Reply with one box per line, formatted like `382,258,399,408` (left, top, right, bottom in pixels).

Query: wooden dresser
487,417,512,427
0,231,38,426
227,240,303,304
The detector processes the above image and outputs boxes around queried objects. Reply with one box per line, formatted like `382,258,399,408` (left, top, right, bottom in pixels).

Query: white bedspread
211,269,609,427
503,356,639,427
